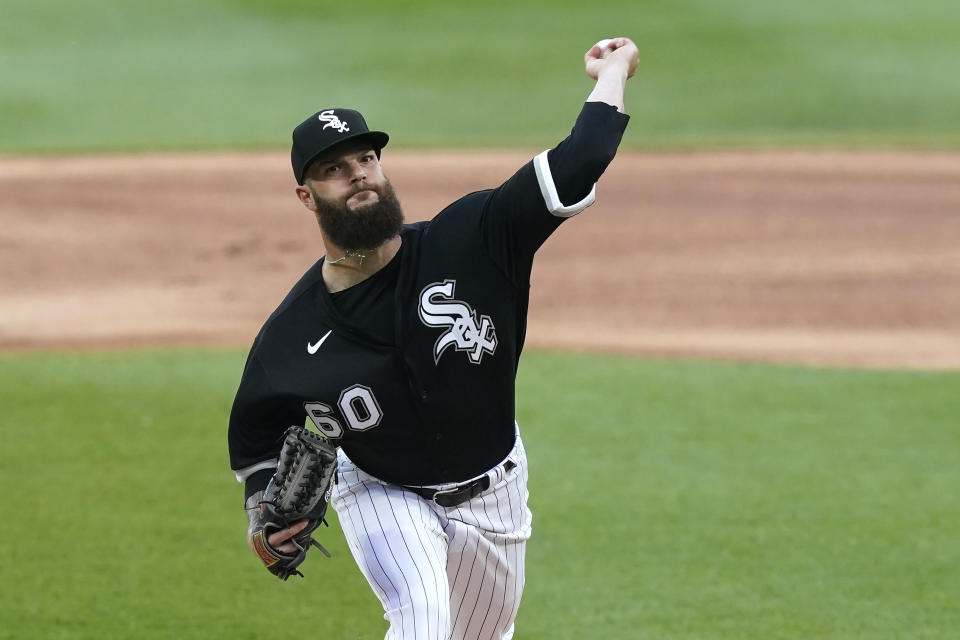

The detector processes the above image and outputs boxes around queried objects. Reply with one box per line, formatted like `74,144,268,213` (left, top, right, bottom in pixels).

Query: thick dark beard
311,180,405,252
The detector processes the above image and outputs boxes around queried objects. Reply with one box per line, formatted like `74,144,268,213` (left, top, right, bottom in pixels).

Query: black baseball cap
291,108,389,184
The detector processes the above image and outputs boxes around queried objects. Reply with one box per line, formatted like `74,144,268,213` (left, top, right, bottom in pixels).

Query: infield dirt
2,151,958,369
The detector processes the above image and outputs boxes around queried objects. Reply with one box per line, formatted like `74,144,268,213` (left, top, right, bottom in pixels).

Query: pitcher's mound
2,151,958,369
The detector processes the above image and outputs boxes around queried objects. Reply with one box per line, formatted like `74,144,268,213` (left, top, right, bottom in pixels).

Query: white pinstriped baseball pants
330,435,533,640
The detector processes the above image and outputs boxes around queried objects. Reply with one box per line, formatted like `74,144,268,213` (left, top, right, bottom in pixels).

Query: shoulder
422,190,494,235
439,189,495,216
402,221,430,235
254,258,325,342
275,258,325,314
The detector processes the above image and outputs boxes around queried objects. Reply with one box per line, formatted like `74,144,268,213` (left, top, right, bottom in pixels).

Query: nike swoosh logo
307,329,333,355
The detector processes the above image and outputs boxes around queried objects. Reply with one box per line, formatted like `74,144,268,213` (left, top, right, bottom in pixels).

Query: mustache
346,183,383,199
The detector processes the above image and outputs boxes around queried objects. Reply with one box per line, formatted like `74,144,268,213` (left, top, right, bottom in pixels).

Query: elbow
582,147,618,182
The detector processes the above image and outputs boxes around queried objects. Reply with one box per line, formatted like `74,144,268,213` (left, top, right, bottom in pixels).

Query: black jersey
229,102,629,490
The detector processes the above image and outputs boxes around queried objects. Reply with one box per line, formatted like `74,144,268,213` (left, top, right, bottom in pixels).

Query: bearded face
309,179,405,252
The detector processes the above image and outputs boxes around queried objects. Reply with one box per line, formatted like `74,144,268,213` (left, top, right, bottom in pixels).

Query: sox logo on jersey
318,109,350,133
418,280,497,364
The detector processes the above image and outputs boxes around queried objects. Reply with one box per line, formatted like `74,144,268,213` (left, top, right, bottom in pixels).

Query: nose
349,160,367,183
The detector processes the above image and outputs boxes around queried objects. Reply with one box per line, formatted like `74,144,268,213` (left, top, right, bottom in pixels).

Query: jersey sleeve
227,350,304,484
479,101,630,284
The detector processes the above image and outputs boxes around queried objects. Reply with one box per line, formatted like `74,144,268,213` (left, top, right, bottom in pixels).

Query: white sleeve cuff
533,150,597,218
233,459,278,483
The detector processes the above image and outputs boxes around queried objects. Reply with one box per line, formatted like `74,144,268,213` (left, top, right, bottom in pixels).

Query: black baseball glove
246,425,338,580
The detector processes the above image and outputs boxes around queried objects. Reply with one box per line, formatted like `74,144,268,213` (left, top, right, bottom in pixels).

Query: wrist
596,62,629,83
244,468,274,502
245,489,266,531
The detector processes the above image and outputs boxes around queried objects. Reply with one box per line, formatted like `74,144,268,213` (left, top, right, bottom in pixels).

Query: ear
295,185,316,212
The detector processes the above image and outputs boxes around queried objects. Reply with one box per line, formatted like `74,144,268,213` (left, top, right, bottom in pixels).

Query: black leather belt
404,460,516,508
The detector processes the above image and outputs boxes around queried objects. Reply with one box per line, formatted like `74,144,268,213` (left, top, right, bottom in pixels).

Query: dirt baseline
2,151,959,369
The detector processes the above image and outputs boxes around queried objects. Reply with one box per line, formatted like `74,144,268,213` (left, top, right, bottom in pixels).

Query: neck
322,235,402,293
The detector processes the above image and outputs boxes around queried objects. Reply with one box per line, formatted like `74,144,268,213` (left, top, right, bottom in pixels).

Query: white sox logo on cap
318,110,350,133
418,280,497,365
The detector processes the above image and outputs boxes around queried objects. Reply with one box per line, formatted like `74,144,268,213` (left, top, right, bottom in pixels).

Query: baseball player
228,37,638,639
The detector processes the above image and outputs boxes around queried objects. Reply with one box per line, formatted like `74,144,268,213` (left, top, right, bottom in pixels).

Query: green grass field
1,349,957,639
3,1,958,637
2,0,959,152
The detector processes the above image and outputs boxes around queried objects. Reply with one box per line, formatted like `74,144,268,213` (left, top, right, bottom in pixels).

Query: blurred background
3,0,959,153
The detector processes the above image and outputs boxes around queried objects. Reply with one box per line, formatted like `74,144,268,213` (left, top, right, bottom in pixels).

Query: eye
360,154,375,163
325,164,341,175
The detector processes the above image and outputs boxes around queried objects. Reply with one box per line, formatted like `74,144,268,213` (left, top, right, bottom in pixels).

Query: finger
267,519,310,546
273,520,309,553
603,38,621,53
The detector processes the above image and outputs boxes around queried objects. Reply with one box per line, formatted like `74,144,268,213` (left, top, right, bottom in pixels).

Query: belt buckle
432,485,464,508
433,476,491,508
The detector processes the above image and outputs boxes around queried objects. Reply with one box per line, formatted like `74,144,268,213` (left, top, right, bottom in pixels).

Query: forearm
546,37,635,202
587,66,630,113
547,101,630,205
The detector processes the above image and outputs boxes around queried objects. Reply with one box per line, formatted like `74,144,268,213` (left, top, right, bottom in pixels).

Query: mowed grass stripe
1,349,957,639
2,0,960,152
